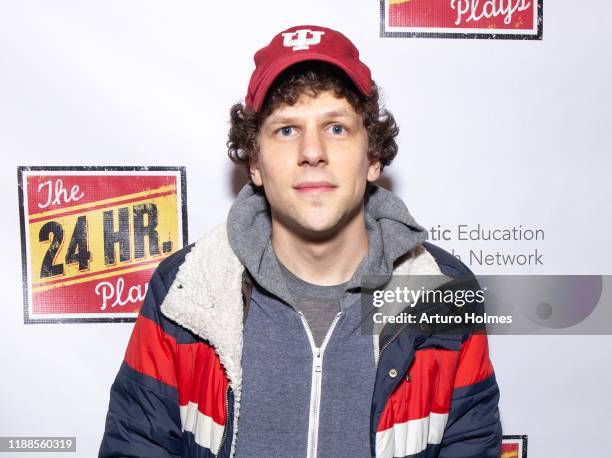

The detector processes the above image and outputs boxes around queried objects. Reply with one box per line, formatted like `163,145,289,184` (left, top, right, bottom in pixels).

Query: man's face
250,90,380,239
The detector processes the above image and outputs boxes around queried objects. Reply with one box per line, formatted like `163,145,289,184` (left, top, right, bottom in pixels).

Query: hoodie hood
227,182,428,310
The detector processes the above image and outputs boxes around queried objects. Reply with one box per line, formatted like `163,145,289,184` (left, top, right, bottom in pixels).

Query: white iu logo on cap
282,29,325,51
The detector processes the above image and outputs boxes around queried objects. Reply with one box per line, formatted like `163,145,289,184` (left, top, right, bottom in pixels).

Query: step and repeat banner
2,1,611,457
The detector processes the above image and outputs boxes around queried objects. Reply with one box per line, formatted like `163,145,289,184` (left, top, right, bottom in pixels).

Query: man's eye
330,124,346,135
279,126,295,136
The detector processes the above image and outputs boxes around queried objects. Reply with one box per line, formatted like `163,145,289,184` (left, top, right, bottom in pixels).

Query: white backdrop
1,1,611,456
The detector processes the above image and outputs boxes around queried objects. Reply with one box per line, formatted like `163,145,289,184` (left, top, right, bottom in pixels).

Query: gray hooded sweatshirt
227,183,427,457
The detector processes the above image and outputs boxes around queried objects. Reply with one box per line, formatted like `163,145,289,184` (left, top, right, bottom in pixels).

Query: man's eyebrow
320,108,353,118
265,115,298,125
265,109,354,125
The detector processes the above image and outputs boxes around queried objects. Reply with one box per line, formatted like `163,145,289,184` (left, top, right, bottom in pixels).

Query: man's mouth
294,181,338,193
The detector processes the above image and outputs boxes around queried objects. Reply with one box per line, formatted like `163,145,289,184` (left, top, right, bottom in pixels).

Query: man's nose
298,127,328,166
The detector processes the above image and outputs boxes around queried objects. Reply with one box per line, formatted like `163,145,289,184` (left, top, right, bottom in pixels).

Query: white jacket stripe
180,401,225,453
375,412,449,457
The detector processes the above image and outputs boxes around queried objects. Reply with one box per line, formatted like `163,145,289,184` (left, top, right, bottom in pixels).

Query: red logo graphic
17,166,188,323
381,0,542,39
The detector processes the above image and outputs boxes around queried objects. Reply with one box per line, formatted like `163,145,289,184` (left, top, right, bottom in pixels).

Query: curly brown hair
227,62,399,181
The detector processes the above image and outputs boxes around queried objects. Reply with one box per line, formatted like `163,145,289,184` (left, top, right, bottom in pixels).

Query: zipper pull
314,347,322,373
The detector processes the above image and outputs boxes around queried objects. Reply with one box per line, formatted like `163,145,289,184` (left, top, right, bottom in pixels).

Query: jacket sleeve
439,332,502,458
99,269,183,458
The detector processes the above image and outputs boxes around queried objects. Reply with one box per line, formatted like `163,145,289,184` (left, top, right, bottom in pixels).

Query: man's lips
294,181,338,192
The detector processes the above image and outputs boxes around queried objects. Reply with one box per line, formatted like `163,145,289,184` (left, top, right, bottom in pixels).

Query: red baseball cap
245,25,373,112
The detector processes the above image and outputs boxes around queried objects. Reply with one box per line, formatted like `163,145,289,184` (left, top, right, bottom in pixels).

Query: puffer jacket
99,224,502,458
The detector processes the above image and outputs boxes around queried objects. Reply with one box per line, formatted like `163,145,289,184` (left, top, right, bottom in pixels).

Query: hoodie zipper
298,311,342,458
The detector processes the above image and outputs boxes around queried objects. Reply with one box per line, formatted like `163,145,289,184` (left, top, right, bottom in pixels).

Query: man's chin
272,203,363,242
290,217,346,242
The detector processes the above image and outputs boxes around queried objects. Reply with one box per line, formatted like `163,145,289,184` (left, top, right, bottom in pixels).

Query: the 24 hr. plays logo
17,166,188,323
381,0,542,40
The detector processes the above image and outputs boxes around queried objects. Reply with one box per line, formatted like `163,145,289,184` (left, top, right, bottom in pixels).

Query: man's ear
367,159,382,183
249,156,263,186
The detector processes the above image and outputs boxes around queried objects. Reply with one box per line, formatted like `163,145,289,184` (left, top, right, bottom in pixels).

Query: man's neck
270,208,369,286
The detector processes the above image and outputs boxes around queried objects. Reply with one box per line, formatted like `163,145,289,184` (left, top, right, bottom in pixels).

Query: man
99,25,501,457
